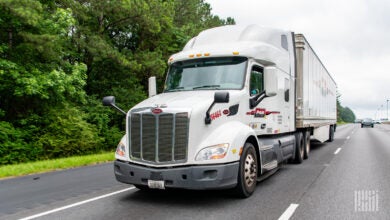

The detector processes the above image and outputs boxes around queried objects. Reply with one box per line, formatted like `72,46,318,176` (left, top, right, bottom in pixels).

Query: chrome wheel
244,153,257,187
234,143,258,198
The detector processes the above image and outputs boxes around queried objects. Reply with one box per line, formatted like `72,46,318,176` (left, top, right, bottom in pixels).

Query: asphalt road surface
1,124,390,220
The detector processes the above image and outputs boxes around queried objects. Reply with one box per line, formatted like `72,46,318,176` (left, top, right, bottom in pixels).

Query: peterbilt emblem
153,104,167,108
152,108,163,114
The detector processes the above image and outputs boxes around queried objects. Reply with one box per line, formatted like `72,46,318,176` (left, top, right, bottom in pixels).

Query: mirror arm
205,102,216,125
111,103,127,115
250,90,267,109
204,91,230,125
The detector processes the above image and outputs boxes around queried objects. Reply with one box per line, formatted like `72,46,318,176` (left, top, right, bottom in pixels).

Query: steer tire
293,132,304,164
233,143,258,198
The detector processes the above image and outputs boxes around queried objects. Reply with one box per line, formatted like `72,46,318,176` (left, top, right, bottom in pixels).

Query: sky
205,0,390,120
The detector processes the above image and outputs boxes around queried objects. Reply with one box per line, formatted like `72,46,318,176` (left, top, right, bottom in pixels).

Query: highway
1,124,390,220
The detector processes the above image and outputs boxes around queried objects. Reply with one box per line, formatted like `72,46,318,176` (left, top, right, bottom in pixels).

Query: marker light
233,51,240,55
189,54,195,58
204,53,210,56
196,53,202,57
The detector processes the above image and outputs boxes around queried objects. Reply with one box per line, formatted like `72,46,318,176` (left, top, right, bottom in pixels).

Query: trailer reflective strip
278,203,299,220
19,187,136,220
334,148,342,154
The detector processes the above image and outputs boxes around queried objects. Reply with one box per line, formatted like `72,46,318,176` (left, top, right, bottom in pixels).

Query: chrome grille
129,111,188,163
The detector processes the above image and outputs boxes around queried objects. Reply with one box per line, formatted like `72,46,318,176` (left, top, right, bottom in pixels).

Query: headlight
116,141,126,157
195,143,229,161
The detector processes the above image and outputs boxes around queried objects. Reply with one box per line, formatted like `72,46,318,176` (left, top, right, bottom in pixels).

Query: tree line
0,0,355,165
337,94,356,123
0,0,234,164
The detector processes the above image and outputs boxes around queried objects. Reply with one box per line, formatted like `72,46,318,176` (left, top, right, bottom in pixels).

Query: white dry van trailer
103,25,337,197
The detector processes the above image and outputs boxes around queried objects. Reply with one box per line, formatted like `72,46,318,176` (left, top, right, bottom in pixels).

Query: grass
0,152,115,179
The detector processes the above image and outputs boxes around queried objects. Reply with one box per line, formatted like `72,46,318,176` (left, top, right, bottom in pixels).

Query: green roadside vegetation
0,152,114,179
337,93,356,123
0,0,356,168
0,0,235,166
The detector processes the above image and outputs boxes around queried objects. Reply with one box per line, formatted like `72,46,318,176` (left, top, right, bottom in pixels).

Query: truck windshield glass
165,57,247,92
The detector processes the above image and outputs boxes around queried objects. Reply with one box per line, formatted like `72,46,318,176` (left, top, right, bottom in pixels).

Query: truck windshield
164,57,247,92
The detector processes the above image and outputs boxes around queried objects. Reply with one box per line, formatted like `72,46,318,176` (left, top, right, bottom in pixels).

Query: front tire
234,143,258,198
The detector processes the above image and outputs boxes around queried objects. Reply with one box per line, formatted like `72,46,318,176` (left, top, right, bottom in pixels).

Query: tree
0,0,101,163
0,0,236,164
337,92,356,123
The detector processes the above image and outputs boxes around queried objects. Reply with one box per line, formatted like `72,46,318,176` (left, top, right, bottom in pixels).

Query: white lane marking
19,187,136,220
334,148,342,155
278,203,299,220
346,136,350,140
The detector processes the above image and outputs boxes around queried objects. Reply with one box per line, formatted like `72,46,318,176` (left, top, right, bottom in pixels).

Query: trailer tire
234,142,258,198
303,130,310,160
328,125,335,142
293,132,304,164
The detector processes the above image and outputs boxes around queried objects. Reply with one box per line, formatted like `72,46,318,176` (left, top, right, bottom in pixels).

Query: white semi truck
103,25,337,197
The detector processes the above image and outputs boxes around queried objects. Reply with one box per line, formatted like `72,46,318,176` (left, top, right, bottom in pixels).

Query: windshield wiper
192,85,221,90
165,87,185,92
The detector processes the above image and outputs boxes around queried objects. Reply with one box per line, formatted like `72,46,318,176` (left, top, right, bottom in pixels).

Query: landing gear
328,125,335,142
303,130,311,160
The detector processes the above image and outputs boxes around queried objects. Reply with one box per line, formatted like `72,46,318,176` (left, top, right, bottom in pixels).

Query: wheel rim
300,138,304,158
244,153,257,187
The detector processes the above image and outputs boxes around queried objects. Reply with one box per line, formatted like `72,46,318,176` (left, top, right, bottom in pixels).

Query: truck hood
131,91,217,113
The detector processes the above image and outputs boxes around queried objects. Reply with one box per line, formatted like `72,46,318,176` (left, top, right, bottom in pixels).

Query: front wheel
234,142,258,198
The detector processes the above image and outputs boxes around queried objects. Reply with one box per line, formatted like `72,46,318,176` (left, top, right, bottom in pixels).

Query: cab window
250,66,264,96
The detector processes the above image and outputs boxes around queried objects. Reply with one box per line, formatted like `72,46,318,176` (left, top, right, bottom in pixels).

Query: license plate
147,180,165,189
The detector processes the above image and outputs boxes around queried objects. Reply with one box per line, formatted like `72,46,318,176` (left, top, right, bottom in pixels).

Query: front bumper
114,160,239,190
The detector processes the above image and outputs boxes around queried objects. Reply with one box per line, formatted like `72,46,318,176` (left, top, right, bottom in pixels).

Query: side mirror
102,96,126,115
205,91,230,124
102,96,115,106
148,76,157,97
264,67,278,97
214,91,229,103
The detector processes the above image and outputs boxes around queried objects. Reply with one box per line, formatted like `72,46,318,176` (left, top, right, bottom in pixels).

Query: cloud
206,0,390,119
